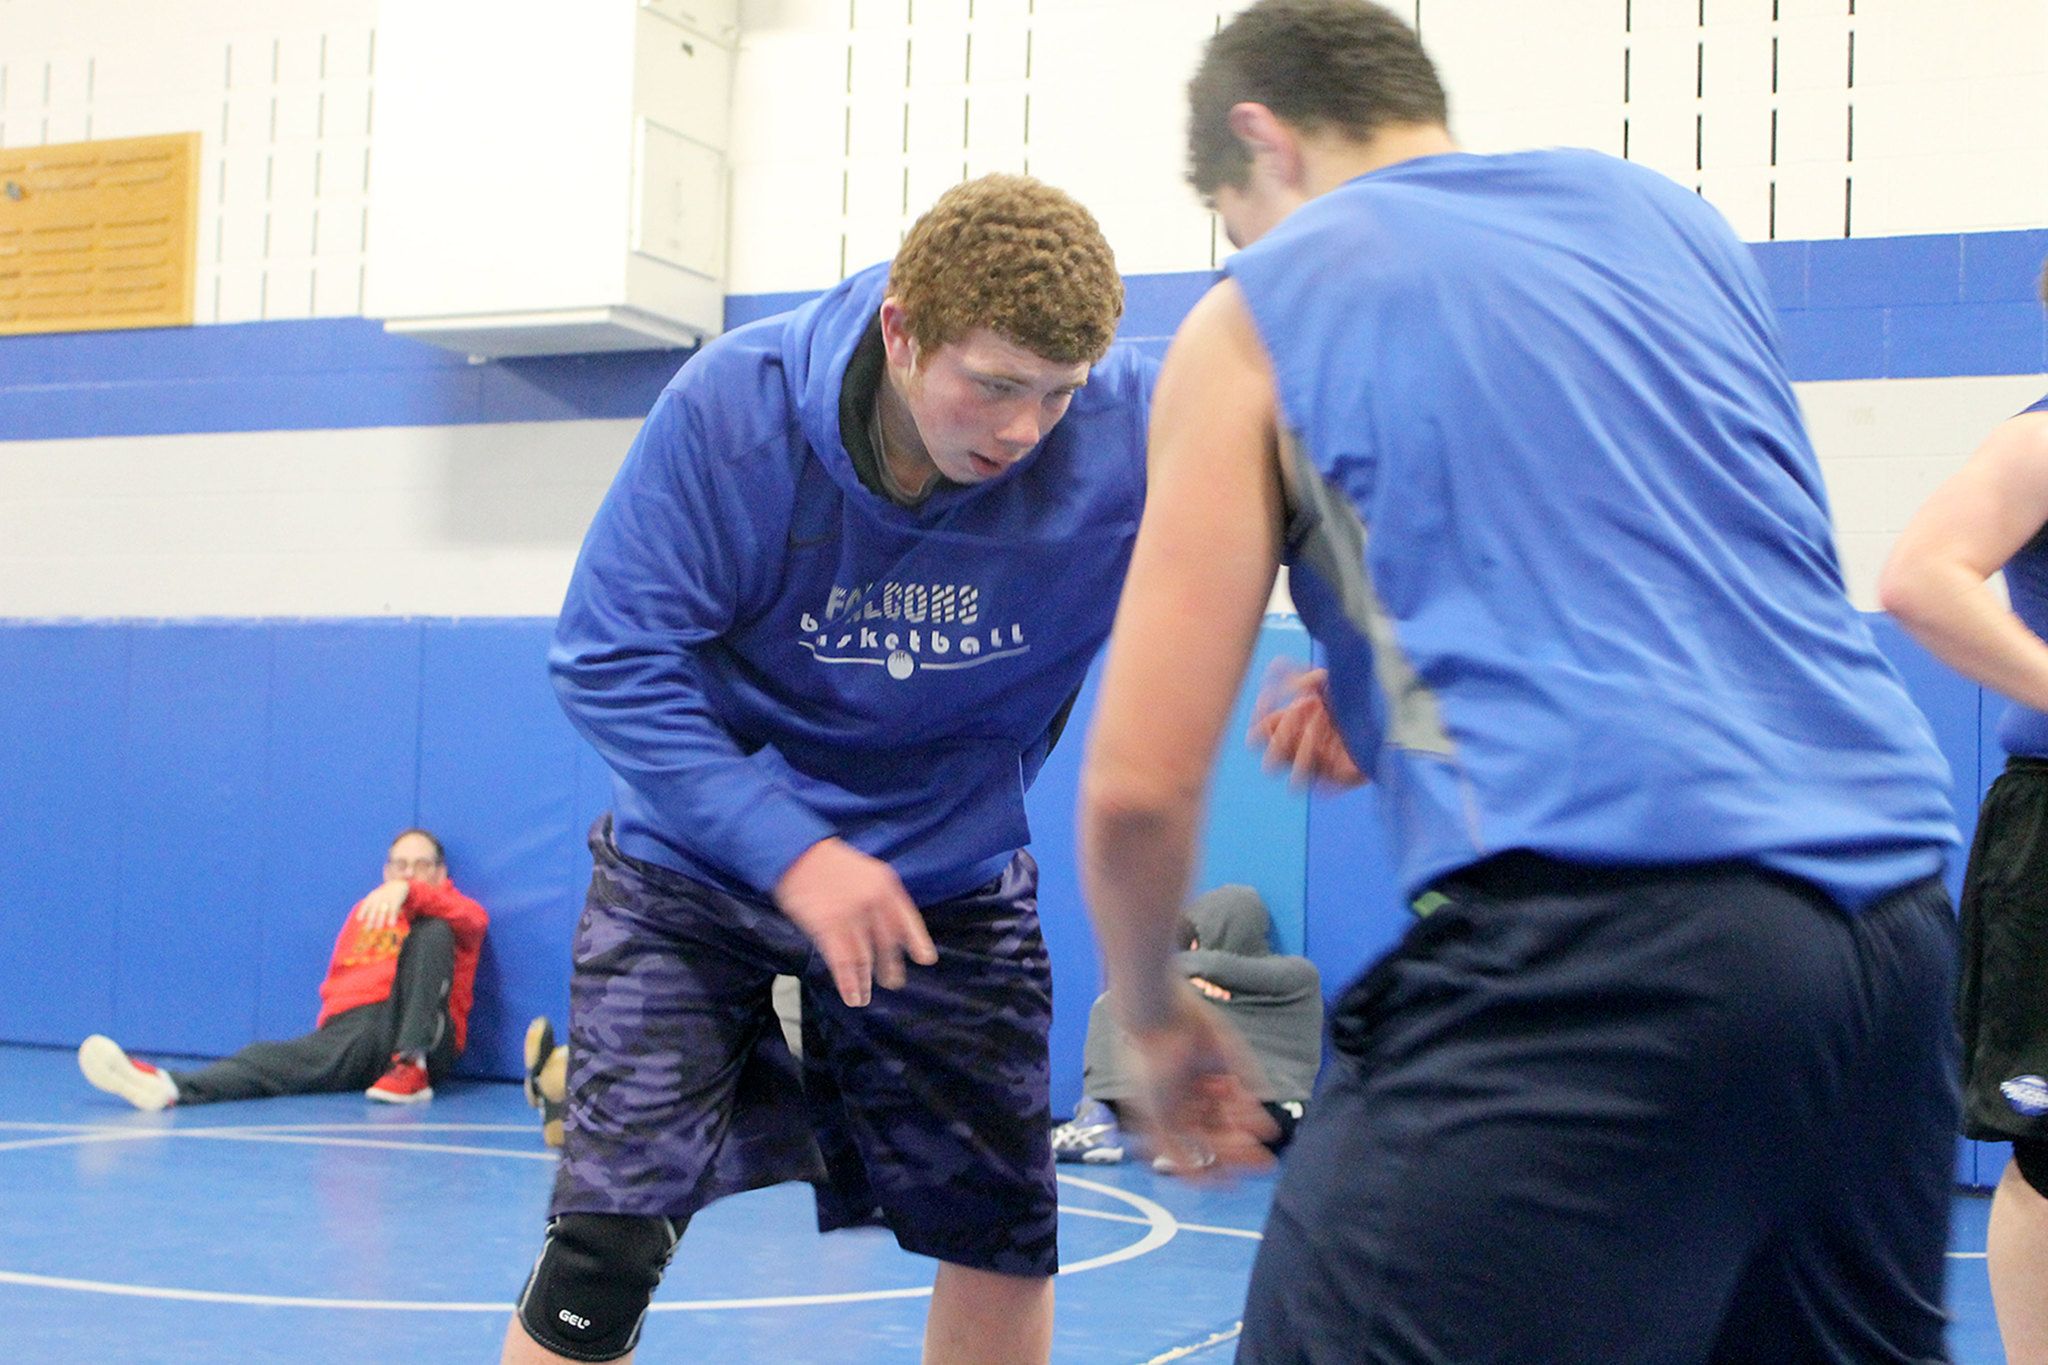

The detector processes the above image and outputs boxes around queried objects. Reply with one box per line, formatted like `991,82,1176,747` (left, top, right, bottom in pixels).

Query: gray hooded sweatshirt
1082,884,1323,1105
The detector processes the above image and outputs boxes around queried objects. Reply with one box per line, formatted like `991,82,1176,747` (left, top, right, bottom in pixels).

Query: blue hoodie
553,263,1154,904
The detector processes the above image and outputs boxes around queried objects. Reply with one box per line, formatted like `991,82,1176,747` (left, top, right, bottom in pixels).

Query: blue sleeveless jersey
1994,392,2048,758
1225,148,1955,909
553,264,1153,903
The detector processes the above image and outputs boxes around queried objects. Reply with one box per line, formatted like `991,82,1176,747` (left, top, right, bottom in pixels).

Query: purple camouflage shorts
551,818,1058,1278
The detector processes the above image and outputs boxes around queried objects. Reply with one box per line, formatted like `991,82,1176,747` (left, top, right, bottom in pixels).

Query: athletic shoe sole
522,1016,555,1108
365,1081,434,1104
525,1015,568,1149
78,1034,176,1111
1051,1122,1125,1164
537,1046,567,1149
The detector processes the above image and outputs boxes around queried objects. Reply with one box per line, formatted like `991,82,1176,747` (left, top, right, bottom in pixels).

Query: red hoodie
315,879,489,1051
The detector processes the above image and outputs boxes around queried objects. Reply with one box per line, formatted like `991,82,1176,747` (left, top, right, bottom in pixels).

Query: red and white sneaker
365,1057,433,1105
78,1035,179,1111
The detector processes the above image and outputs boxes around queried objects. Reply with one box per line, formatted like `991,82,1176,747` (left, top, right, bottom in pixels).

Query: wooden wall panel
0,132,200,335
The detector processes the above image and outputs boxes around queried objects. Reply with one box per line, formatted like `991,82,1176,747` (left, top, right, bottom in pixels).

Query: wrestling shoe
1050,1097,1126,1164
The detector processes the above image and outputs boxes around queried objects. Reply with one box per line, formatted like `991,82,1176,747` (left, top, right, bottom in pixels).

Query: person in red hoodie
78,828,489,1108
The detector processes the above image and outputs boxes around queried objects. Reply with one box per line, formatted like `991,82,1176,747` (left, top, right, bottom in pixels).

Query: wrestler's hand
1116,988,1278,1180
355,878,412,931
1250,660,1367,789
775,838,939,1007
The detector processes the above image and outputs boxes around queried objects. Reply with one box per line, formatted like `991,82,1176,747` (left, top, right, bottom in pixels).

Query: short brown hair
888,174,1123,367
389,828,444,863
1188,0,1448,195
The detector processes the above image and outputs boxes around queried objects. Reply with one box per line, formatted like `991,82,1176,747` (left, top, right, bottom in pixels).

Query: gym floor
0,1043,2008,1363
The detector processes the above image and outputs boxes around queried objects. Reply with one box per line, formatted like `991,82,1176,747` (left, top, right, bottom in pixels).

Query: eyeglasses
385,857,443,876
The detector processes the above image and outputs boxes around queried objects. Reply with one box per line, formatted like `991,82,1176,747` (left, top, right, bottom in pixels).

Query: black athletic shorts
1239,856,1958,1364
1958,756,2048,1142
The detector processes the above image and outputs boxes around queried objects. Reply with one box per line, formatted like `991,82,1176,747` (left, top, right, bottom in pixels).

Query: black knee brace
2015,1138,2048,1200
515,1213,685,1362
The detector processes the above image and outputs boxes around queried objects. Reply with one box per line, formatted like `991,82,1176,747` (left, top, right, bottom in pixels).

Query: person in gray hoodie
1053,885,1320,1166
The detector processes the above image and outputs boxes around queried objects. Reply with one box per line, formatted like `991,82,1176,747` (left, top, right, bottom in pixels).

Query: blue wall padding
1980,691,2010,813
0,627,128,1045
1020,653,1107,1110
0,609,2010,1167
1023,618,1311,1110
1974,1140,2015,1191
1198,620,1313,954
113,624,272,1055
256,622,426,1041
0,618,594,1083
1300,785,1412,1000
414,620,590,1080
